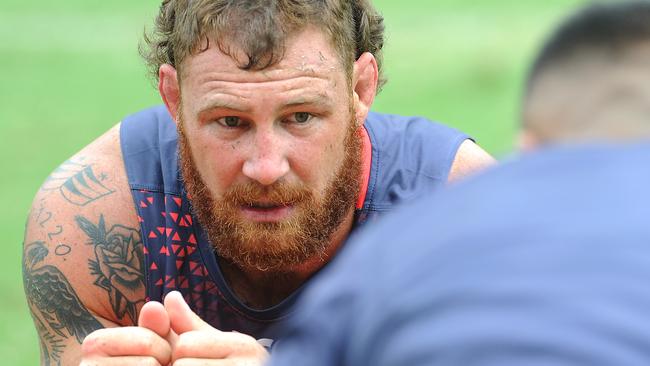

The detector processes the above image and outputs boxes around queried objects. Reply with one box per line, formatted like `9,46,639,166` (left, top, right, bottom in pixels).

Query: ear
352,52,378,126
517,129,539,152
159,64,181,124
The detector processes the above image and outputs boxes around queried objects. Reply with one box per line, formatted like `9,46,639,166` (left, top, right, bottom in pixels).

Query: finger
139,300,180,350
164,290,215,333
173,358,261,366
173,330,268,361
138,300,170,337
138,299,181,348
82,327,171,365
80,356,164,366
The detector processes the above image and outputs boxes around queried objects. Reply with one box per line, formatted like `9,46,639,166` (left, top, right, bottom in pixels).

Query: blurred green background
1,0,583,364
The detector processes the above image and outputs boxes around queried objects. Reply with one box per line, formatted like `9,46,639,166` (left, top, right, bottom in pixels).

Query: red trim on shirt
356,126,372,210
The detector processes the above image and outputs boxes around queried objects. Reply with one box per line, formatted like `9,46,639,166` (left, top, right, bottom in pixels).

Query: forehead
180,27,345,89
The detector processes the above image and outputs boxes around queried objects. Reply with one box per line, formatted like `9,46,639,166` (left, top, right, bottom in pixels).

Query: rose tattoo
75,215,145,323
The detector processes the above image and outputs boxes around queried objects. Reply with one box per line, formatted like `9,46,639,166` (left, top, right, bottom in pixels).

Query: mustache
222,181,313,206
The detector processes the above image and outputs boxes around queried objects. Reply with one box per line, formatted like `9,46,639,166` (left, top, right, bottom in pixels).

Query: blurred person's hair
140,0,386,90
522,0,650,144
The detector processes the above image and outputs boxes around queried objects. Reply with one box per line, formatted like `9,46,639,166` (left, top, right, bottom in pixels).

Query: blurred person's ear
159,64,180,124
518,129,540,152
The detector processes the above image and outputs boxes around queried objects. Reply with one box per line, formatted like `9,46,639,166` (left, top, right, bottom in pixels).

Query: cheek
289,133,346,191
188,132,243,194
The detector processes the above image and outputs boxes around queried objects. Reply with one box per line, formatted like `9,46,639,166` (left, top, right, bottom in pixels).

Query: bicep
447,139,496,182
23,125,145,365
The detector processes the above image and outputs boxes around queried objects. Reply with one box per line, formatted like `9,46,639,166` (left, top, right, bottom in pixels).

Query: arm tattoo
36,316,65,366
76,215,145,323
47,225,63,241
36,208,53,227
23,241,103,364
41,158,114,206
55,244,72,257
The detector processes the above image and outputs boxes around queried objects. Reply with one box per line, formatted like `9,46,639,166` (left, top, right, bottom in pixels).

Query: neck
219,207,356,310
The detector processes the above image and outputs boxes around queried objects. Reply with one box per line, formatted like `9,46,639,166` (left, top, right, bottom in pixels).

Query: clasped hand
80,291,269,365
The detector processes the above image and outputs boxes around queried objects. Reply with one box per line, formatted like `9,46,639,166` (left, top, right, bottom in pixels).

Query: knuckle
137,356,160,366
79,357,103,366
136,330,158,354
234,332,262,350
81,329,108,355
173,332,196,357
223,332,267,357
80,338,96,355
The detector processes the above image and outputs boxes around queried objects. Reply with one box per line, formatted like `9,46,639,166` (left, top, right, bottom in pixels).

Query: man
22,1,493,365
269,1,650,365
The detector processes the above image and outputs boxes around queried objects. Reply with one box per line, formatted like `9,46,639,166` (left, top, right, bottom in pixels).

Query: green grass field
0,0,582,364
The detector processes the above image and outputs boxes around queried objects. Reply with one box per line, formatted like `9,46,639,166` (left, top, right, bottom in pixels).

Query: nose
242,128,290,186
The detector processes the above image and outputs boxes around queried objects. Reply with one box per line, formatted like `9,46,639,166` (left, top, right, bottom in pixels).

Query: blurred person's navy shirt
269,143,650,366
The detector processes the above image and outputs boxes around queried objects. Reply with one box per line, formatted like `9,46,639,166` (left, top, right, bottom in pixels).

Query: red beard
178,114,362,272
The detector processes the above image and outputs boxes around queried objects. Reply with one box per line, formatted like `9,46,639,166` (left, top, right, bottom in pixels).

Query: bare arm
23,124,148,365
448,139,496,182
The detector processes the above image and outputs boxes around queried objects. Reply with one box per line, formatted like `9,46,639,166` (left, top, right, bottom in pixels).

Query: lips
240,203,294,222
248,202,281,209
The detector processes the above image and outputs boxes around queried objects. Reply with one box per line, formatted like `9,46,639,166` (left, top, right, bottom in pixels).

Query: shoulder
343,147,650,364
365,111,468,147
448,139,495,182
120,104,175,138
365,112,472,181
366,112,494,181
120,105,181,194
361,112,494,210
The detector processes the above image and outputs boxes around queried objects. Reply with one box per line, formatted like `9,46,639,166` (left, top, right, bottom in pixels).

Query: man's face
176,27,362,272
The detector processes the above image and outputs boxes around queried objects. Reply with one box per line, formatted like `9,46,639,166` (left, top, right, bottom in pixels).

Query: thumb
138,300,170,337
164,291,216,334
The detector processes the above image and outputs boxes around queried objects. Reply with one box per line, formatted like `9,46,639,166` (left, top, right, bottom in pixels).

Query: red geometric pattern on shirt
134,189,264,334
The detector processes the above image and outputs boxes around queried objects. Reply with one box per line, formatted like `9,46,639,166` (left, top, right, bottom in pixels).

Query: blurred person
21,0,493,365
268,1,650,365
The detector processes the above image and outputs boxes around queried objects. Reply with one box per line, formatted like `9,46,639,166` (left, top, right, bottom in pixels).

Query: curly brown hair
140,0,386,90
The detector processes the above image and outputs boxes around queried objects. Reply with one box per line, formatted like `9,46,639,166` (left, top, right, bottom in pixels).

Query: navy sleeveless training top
120,105,468,342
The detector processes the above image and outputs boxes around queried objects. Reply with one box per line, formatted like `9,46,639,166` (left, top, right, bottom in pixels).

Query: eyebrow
197,98,252,116
196,92,335,118
283,93,334,109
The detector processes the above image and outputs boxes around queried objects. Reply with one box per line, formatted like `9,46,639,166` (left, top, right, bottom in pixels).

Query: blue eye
293,112,312,124
218,116,242,127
